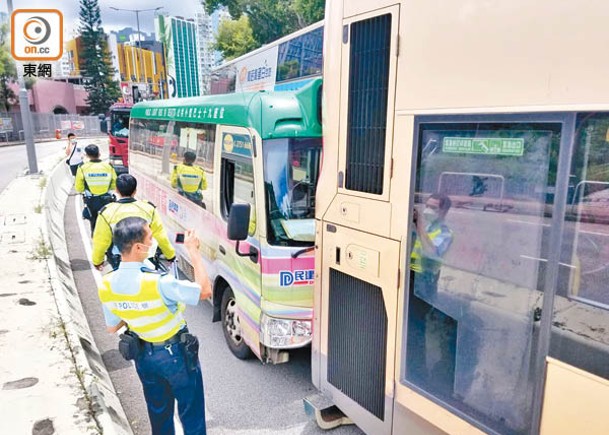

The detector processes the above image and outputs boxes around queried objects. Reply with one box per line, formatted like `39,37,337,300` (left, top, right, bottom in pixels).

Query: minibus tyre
221,288,252,359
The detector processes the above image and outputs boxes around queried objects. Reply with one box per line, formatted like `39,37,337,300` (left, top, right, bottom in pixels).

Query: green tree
292,0,325,26
214,16,257,60
0,23,17,112
206,0,324,47
79,0,120,114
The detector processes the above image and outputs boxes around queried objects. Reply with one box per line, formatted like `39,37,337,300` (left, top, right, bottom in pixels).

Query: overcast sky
4,0,203,38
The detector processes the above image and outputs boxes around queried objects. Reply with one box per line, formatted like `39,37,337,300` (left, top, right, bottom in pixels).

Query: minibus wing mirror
227,203,258,263
228,203,250,241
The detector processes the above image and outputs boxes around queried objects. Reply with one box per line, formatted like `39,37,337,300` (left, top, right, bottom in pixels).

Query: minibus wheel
221,288,252,359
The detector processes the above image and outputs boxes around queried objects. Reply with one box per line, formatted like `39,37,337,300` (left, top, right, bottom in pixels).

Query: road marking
519,254,575,269
508,218,609,237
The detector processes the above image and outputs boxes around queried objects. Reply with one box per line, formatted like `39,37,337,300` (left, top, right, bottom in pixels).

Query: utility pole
7,0,38,174
110,6,163,101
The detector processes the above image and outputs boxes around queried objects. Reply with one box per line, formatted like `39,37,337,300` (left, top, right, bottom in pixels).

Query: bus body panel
540,358,609,434
317,0,609,433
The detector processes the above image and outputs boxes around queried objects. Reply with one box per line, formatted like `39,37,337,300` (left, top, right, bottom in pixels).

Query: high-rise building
195,7,213,95
195,4,230,95
107,33,122,83
155,15,200,98
210,7,230,66
52,51,72,78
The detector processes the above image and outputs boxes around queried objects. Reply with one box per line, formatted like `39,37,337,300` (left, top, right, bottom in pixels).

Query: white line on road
508,218,609,237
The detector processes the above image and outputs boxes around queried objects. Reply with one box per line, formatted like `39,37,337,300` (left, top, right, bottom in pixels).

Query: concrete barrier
44,160,132,434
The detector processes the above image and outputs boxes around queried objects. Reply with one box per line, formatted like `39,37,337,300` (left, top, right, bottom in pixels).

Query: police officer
75,144,117,233
99,217,211,435
407,193,454,390
171,151,207,206
92,174,175,270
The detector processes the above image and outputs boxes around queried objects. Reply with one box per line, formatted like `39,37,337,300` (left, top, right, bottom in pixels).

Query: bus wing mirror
227,203,250,241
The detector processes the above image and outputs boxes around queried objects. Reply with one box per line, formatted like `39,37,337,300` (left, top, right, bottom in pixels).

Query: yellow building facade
117,44,166,97
65,37,84,77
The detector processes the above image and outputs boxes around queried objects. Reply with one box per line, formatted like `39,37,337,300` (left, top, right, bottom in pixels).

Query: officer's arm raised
184,229,212,300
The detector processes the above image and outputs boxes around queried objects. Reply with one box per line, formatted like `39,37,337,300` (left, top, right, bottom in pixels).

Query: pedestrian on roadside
65,133,83,176
75,144,117,234
99,217,211,435
92,173,175,270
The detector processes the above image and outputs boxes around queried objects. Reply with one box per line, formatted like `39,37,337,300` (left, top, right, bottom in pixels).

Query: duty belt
141,327,188,347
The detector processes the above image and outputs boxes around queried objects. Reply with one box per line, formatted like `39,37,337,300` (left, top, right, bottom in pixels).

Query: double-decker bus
210,21,323,95
308,1,609,434
128,79,322,363
107,102,133,174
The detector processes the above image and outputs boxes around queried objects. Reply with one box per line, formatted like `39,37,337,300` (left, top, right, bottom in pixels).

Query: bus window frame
401,111,576,434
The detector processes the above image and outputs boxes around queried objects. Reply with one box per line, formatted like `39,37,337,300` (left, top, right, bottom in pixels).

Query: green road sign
443,137,524,156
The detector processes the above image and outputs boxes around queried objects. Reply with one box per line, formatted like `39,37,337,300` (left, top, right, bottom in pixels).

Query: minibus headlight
292,320,311,337
260,314,312,349
268,318,291,337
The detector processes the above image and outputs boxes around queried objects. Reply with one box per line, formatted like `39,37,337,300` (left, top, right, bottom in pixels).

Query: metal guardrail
0,112,102,141
438,171,507,211
572,180,609,206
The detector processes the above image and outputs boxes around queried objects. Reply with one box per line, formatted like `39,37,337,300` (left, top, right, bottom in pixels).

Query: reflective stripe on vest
410,228,443,274
176,165,203,193
83,162,113,195
99,272,186,342
100,201,154,229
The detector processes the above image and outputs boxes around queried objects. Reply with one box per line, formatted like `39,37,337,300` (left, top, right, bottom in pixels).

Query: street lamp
7,0,37,174
110,6,163,99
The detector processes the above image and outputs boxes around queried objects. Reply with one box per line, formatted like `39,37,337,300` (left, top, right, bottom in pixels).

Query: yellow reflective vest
99,271,185,342
410,227,447,274
171,164,207,194
75,160,117,195
91,198,176,265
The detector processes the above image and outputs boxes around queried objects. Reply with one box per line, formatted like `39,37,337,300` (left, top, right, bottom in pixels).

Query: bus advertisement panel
210,21,323,95
129,79,322,364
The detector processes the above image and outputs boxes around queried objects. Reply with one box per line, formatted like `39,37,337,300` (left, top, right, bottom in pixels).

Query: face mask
423,208,439,222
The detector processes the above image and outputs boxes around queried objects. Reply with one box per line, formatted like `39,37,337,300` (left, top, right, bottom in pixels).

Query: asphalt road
0,140,68,192
64,185,362,433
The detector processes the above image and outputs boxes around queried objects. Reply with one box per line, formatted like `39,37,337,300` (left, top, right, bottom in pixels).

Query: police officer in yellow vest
99,217,212,434
92,174,175,270
410,193,453,298
75,144,117,234
408,193,454,390
171,151,207,207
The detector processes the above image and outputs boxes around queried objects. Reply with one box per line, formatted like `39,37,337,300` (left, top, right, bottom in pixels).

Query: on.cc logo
23,16,51,45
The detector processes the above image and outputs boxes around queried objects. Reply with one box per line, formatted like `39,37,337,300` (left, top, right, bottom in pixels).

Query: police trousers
84,194,115,234
134,340,206,435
